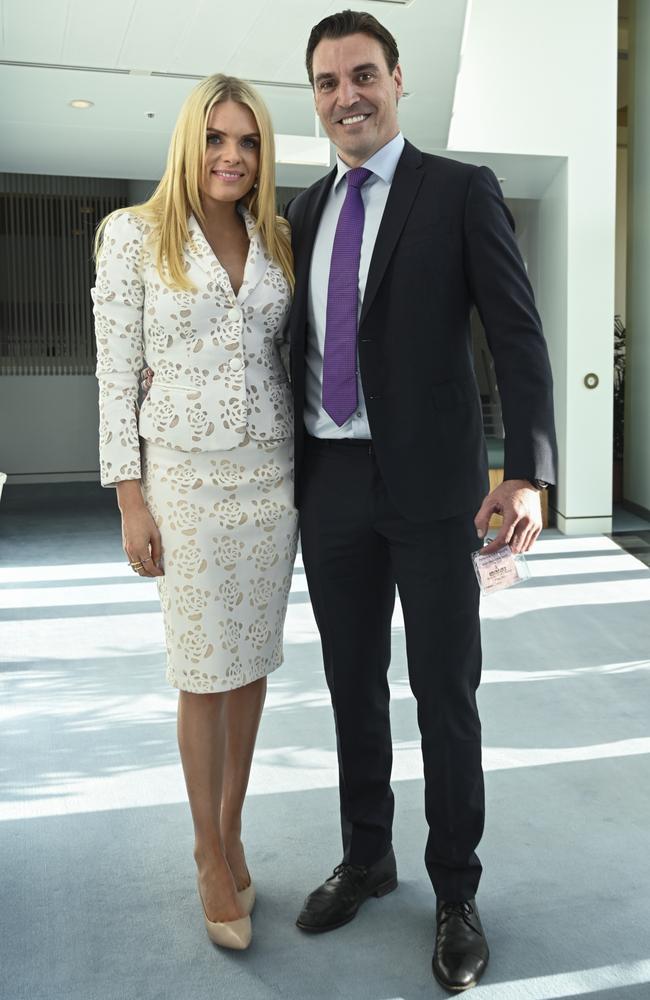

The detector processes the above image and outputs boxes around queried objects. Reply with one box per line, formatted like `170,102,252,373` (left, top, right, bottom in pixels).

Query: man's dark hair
305,9,400,86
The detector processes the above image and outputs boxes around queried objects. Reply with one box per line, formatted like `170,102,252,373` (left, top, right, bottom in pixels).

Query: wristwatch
530,479,549,490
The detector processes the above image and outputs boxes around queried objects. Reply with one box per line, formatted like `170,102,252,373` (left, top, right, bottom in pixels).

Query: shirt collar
334,132,405,190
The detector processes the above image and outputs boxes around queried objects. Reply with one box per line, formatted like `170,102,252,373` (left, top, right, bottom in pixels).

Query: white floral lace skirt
141,436,298,693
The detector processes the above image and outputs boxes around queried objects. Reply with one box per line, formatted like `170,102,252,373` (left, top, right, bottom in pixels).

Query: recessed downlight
69,99,94,109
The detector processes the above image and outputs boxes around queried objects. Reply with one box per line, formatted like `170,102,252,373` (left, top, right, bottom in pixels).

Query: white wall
0,376,99,482
615,147,628,324
449,0,618,533
535,164,569,517
625,0,650,512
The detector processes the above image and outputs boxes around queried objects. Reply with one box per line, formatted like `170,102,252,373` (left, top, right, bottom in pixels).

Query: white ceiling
0,0,469,186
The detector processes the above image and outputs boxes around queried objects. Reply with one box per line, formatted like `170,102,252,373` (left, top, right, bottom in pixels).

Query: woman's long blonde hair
95,74,294,291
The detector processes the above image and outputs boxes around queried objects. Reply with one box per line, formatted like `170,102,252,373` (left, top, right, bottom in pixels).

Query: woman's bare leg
221,676,267,890
177,690,243,923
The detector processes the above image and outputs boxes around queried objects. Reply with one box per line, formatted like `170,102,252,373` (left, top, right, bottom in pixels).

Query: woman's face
200,100,260,207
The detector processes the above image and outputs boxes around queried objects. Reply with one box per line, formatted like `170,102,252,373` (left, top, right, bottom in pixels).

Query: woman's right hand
116,481,164,578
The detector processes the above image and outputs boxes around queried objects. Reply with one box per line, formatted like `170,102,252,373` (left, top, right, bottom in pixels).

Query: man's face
312,32,403,167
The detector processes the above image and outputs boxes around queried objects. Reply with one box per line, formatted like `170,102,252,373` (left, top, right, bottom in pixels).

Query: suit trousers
299,435,485,901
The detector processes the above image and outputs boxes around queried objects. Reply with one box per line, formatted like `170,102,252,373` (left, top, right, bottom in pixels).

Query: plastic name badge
471,543,531,595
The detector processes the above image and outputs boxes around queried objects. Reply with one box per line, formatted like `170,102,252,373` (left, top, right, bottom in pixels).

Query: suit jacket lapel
237,209,270,304
187,210,270,301
360,140,424,326
186,214,232,295
291,167,337,346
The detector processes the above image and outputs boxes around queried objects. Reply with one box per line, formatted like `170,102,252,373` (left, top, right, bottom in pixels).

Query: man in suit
286,10,557,992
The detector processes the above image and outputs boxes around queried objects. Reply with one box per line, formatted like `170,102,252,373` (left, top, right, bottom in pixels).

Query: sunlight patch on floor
469,959,650,999
3,735,649,823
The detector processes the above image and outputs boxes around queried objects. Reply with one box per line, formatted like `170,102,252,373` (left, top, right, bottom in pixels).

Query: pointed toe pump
197,880,252,950
238,881,256,916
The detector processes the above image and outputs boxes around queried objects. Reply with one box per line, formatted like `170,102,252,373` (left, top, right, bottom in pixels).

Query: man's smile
336,112,372,126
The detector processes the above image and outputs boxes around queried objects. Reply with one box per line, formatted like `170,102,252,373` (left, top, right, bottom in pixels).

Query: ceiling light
69,99,94,109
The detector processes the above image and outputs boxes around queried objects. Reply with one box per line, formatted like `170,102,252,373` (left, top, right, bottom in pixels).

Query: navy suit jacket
286,140,558,521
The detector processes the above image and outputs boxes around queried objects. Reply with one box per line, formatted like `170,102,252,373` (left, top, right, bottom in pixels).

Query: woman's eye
242,139,258,149
207,135,221,144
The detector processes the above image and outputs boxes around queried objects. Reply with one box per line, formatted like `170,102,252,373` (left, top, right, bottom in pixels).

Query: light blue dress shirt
305,132,406,439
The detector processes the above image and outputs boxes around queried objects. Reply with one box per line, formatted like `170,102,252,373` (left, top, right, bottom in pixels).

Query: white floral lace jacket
92,208,292,486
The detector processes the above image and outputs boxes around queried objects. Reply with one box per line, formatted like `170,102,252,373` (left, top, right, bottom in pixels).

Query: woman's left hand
116,480,164,577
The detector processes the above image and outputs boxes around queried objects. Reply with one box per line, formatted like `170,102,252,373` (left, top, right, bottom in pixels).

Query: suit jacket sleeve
91,211,145,487
463,166,557,485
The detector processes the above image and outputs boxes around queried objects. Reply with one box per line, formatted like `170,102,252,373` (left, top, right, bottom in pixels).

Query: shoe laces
329,862,368,884
439,901,480,933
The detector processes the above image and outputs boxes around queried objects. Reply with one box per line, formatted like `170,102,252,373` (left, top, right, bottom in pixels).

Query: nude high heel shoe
238,881,256,916
197,879,252,950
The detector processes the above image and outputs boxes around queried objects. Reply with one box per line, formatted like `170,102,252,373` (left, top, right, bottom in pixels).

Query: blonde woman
92,75,297,951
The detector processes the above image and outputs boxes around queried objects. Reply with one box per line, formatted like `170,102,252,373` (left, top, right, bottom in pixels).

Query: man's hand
474,479,543,554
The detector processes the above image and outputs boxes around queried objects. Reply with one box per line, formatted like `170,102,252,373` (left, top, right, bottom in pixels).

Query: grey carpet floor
1,485,649,1000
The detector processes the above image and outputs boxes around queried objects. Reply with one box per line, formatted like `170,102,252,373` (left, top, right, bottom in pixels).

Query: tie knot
346,167,372,190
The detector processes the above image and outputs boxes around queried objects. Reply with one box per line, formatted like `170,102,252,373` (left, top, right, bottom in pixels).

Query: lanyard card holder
472,542,531,595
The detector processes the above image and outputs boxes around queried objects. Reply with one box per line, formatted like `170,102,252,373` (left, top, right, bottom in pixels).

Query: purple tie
322,167,372,426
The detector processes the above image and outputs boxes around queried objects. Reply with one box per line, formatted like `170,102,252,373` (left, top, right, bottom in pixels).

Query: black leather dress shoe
432,898,489,992
296,848,397,933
